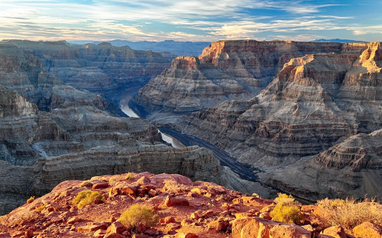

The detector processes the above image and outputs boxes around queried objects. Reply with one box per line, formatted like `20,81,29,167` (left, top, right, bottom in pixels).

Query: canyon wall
178,41,382,200
0,43,226,214
133,40,368,113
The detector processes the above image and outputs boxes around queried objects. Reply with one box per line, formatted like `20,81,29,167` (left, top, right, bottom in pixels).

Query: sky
0,0,382,42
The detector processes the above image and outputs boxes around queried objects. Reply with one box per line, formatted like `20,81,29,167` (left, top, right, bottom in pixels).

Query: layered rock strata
133,40,368,113
3,40,173,105
178,42,382,199
0,43,227,215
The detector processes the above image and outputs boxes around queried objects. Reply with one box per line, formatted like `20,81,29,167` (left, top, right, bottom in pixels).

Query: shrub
119,204,159,228
274,193,300,206
26,196,35,204
163,179,188,194
270,193,302,224
270,204,302,223
72,190,104,209
316,198,382,229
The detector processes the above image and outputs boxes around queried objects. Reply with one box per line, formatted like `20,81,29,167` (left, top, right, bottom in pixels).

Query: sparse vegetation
316,198,382,229
35,204,45,212
126,173,135,180
163,179,189,193
26,196,35,204
119,204,159,229
270,193,302,224
72,190,104,209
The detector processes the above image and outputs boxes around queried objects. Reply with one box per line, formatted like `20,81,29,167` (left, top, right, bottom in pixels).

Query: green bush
27,196,35,204
119,204,159,228
72,190,104,209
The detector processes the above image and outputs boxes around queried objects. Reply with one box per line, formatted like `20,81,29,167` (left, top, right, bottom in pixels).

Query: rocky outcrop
262,129,382,201
1,172,379,238
3,40,173,105
133,40,368,113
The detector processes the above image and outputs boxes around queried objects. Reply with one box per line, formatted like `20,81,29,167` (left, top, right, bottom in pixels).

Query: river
120,103,185,149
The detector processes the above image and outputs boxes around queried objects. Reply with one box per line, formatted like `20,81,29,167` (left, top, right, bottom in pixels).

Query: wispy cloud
0,0,380,42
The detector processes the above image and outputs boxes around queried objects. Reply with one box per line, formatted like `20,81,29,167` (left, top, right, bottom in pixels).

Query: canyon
131,40,382,201
2,38,382,217
0,41,265,215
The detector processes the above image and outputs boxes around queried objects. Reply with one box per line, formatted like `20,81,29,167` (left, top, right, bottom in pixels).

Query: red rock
353,222,382,238
0,234,10,238
92,182,109,189
181,219,193,227
166,223,182,231
144,228,159,236
269,224,311,238
323,226,346,238
106,222,126,234
148,189,157,197
104,233,125,238
77,223,108,232
132,234,150,238
164,195,189,207
176,233,199,238
137,188,146,197
208,220,229,231
93,229,106,238
201,210,214,218
151,174,193,186
164,217,176,224
136,224,147,233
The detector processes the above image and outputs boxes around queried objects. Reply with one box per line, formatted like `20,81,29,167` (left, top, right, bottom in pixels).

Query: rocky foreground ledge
0,172,381,238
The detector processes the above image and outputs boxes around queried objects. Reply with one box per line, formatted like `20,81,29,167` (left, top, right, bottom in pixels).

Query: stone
106,222,126,234
269,225,311,238
353,222,382,238
322,226,346,238
164,196,189,207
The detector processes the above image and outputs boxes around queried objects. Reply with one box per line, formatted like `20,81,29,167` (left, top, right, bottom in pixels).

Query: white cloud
0,0,378,42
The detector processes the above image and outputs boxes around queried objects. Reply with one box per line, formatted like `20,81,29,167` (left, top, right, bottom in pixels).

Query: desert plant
72,190,104,209
26,196,35,204
163,179,189,194
126,173,135,180
270,193,302,224
316,197,382,229
35,204,45,212
270,204,302,223
119,204,159,229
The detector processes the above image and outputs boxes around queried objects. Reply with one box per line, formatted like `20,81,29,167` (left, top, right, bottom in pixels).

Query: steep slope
132,40,367,113
179,42,382,199
264,129,382,201
3,40,173,105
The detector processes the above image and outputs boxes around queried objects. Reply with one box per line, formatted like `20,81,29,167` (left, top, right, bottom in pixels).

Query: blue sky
0,0,381,42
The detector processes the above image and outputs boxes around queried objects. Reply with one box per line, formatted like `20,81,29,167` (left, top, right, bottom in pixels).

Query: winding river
120,103,185,149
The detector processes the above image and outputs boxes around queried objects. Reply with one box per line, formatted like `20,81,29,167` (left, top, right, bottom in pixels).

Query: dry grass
317,198,382,229
163,179,189,194
72,190,104,209
270,193,302,224
26,196,35,204
119,204,159,228
126,173,135,180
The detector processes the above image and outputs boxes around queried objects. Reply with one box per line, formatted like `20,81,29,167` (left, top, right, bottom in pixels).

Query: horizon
1,0,381,42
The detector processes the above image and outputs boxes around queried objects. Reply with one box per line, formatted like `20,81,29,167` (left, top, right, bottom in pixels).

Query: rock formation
1,172,381,238
166,41,382,200
0,43,237,215
2,40,173,105
133,40,367,113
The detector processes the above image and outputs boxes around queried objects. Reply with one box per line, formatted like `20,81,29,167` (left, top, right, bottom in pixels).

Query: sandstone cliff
176,42,382,200
133,40,368,113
